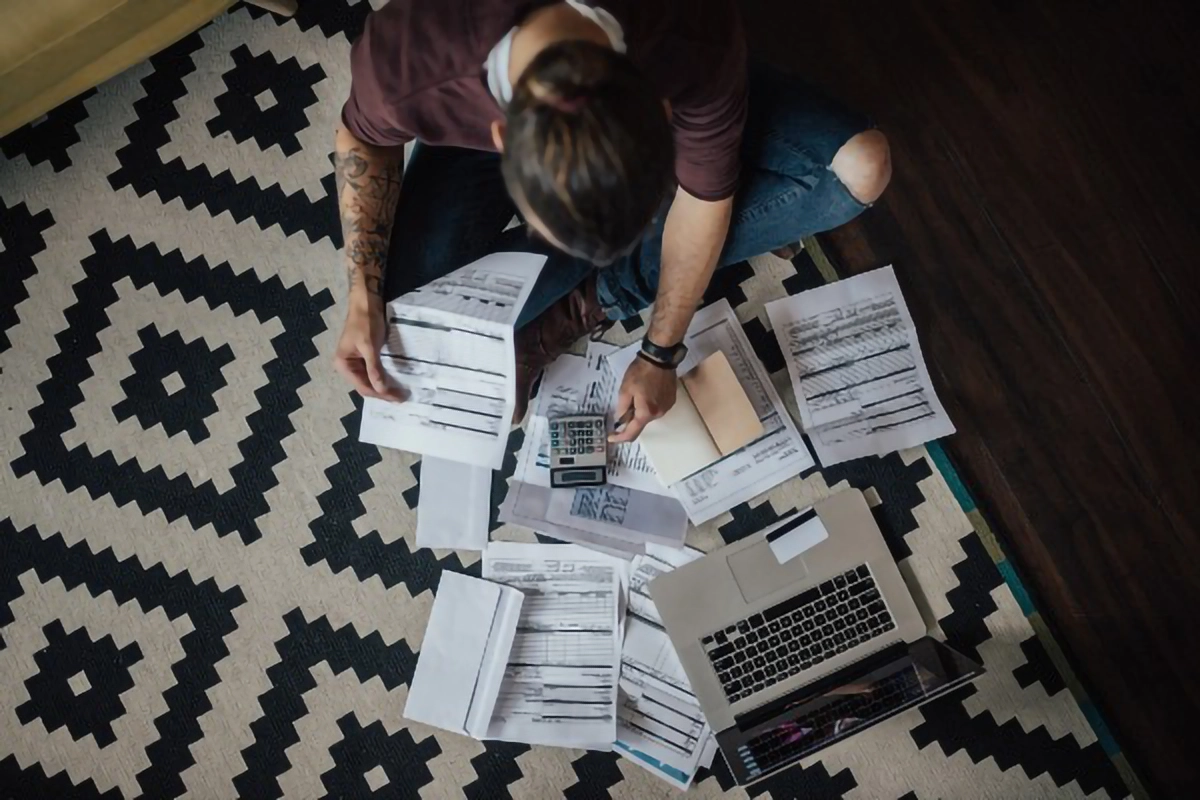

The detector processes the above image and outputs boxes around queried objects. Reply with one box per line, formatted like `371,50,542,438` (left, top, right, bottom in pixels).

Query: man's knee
830,129,892,205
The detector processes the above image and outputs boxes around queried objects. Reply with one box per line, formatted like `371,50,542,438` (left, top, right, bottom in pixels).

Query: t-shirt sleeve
671,31,748,201
340,8,415,148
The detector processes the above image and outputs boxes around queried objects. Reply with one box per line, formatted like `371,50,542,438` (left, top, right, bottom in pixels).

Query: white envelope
403,572,523,738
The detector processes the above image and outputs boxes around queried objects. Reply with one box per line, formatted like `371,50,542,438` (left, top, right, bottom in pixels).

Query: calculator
549,414,608,488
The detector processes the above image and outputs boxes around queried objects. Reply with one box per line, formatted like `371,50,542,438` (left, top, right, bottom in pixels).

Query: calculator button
594,420,603,429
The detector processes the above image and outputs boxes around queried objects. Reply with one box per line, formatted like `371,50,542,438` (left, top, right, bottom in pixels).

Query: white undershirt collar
485,1,626,107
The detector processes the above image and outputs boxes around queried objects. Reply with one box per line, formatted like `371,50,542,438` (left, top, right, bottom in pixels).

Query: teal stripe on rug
925,441,974,512
995,559,1036,617
1080,701,1122,757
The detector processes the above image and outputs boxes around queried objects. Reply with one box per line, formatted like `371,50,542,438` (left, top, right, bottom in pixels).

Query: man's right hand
333,299,405,401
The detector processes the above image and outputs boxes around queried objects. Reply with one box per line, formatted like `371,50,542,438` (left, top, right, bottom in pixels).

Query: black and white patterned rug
0,2,1134,798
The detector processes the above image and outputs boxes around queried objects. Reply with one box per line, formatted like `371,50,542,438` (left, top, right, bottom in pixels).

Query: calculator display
551,468,605,487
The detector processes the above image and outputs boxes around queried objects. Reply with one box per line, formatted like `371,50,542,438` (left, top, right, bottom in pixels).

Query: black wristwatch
639,335,688,369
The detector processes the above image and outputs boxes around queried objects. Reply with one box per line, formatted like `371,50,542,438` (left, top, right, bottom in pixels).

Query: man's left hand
609,356,677,443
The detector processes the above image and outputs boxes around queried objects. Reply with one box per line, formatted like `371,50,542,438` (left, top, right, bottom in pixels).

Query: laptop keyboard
699,564,894,702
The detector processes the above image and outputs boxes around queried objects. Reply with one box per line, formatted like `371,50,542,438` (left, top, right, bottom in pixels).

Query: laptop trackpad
728,541,808,605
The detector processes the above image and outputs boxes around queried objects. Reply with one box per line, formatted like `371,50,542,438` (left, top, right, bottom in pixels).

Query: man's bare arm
610,189,732,442
647,189,733,346
334,125,405,305
331,126,406,399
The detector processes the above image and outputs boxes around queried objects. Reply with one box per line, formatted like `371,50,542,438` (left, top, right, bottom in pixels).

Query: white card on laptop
403,571,523,738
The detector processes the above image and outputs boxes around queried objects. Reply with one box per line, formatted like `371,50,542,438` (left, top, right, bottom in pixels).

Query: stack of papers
615,545,718,789
405,541,718,789
606,299,816,524
765,266,955,466
389,261,955,790
360,252,547,470
501,347,690,557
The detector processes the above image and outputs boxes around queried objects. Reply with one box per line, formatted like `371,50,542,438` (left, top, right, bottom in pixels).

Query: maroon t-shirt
342,0,747,200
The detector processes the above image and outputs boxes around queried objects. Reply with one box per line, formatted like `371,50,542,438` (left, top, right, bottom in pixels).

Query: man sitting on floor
332,0,890,441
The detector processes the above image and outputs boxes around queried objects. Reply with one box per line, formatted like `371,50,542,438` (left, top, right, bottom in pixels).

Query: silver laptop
650,489,983,784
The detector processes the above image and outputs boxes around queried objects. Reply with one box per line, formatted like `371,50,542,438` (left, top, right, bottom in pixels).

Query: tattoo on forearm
335,144,402,299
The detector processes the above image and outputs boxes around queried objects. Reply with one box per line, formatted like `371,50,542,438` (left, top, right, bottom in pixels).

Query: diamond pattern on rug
111,325,235,444
207,45,326,157
16,620,143,748
0,519,245,798
10,231,332,544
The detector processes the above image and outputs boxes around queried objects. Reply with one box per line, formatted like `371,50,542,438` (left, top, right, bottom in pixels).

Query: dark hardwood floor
741,0,1200,795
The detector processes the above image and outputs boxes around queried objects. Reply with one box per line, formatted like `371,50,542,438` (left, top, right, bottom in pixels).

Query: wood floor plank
741,0,1200,793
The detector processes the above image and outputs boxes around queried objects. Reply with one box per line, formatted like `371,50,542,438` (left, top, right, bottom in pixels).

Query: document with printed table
482,542,624,748
607,300,816,524
615,544,719,789
765,265,955,466
403,572,523,739
359,252,547,470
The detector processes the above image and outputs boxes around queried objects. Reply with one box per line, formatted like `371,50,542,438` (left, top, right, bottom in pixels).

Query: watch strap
636,350,677,370
640,336,686,367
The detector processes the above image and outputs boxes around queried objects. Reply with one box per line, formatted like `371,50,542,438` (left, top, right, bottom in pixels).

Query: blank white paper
415,457,491,551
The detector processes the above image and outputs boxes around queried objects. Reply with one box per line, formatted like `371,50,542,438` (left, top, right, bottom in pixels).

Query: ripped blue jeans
385,66,871,325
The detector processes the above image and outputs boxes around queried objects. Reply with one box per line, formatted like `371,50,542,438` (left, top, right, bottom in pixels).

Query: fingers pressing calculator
549,415,608,488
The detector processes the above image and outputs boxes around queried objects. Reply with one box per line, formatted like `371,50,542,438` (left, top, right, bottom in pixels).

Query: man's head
495,40,675,265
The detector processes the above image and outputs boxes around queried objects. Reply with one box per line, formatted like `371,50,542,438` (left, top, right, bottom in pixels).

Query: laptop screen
721,638,982,784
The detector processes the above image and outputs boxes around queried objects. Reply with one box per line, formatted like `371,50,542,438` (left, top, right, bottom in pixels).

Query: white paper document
482,542,623,748
415,457,491,550
359,252,547,469
404,572,523,738
765,265,955,466
615,544,717,789
607,300,816,524
506,429,688,555
499,481,646,559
